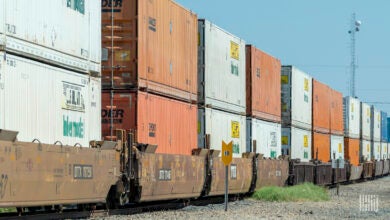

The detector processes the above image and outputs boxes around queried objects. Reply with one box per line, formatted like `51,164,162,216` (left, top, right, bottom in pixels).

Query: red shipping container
330,89,344,135
345,138,360,166
312,79,330,133
101,0,198,102
312,132,331,162
101,91,197,155
246,45,281,122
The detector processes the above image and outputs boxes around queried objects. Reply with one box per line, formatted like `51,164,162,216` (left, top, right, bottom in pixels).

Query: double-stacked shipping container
197,19,246,157
360,103,372,161
381,112,388,159
343,97,361,166
245,45,281,158
281,66,312,162
330,89,344,161
101,0,198,155
0,0,101,146
371,106,381,160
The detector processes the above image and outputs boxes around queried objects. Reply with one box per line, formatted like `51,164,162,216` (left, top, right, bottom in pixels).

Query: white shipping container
281,66,312,130
360,139,371,161
381,142,387,160
198,107,246,158
0,0,101,72
371,141,381,161
360,103,371,140
198,19,246,114
370,106,381,142
330,135,344,160
0,52,101,146
246,118,281,158
343,96,361,138
281,126,312,162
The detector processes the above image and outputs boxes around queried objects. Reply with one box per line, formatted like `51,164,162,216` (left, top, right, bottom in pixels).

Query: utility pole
348,13,361,98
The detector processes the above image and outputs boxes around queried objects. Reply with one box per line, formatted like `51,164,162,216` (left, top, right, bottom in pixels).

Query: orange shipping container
101,0,197,102
344,138,360,166
330,89,344,135
312,132,331,162
246,45,281,122
101,91,197,155
312,79,330,133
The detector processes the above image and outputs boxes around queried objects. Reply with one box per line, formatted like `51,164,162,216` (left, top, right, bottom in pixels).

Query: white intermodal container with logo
281,66,312,130
360,102,371,140
198,19,246,114
360,139,371,162
0,0,101,73
0,52,100,146
330,135,344,160
343,96,361,138
370,106,381,142
381,142,387,160
198,107,246,158
246,118,281,158
371,141,381,161
281,126,312,162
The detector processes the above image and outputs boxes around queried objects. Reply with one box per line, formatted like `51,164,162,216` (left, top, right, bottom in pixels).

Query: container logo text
102,0,122,12
101,109,124,124
231,121,240,138
63,116,84,138
62,82,85,112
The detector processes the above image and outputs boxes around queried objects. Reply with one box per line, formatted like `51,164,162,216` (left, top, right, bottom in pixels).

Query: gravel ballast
102,176,390,220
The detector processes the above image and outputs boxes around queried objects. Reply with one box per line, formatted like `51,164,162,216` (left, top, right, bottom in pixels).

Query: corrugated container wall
281,66,312,130
330,89,344,135
371,106,381,142
344,138,360,166
381,112,388,142
101,91,197,155
101,0,198,101
360,139,371,162
245,45,281,122
0,52,100,146
312,80,330,133
198,108,246,158
381,142,387,160
343,96,360,138
360,103,371,140
198,19,246,114
330,135,344,160
388,118,390,142
282,126,312,162
371,141,381,160
246,118,281,158
0,0,101,72
312,132,330,162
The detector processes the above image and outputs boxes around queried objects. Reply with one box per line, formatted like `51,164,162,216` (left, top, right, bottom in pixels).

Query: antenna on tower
348,13,361,98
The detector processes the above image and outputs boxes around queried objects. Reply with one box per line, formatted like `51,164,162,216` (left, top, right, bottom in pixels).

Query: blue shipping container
381,112,388,141
387,117,390,142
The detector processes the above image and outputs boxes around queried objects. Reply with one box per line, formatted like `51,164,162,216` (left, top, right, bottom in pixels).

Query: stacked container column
246,45,281,158
330,89,345,161
360,103,372,161
101,0,198,155
197,19,246,157
281,66,312,162
371,106,381,160
381,112,388,159
343,97,361,166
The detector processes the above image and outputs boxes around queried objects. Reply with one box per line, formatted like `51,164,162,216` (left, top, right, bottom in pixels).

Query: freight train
0,128,388,213
0,0,390,215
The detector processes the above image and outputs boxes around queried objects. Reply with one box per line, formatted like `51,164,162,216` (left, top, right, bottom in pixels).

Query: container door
330,135,344,160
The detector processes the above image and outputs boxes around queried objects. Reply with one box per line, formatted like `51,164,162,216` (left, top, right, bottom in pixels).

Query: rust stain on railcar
363,161,374,178
208,157,253,196
374,160,384,177
255,156,289,189
348,164,363,181
136,152,205,202
314,162,332,186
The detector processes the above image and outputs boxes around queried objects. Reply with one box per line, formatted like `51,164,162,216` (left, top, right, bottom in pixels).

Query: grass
0,208,17,213
252,183,330,202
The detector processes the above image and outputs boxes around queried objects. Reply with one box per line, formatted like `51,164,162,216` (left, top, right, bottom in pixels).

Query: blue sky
176,0,390,113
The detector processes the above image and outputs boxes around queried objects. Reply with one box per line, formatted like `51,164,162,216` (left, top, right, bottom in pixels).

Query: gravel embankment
101,176,390,220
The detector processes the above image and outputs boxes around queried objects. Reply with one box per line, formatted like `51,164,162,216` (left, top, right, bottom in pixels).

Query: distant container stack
281,66,312,162
381,112,388,160
343,97,361,165
0,1,102,146
197,19,246,157
101,0,198,155
371,106,381,160
245,45,281,158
